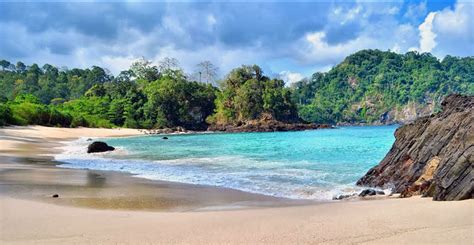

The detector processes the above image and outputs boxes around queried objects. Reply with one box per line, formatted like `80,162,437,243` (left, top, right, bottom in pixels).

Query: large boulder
357,94,473,201
87,141,115,153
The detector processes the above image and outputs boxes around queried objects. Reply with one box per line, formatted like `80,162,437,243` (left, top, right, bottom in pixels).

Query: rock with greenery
292,50,474,124
208,65,298,127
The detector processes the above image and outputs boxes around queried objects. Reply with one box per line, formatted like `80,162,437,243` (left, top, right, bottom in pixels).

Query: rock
52,194,59,198
357,94,473,201
162,136,168,140
357,189,385,197
87,141,115,153
208,119,332,133
332,194,356,200
359,189,377,197
86,138,93,141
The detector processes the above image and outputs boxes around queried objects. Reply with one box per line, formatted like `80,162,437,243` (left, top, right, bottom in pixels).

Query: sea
55,125,397,200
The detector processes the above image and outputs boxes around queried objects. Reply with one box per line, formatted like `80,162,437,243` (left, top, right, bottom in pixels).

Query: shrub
0,103,13,126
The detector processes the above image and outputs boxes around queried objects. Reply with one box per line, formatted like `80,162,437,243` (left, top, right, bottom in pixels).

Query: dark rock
52,194,59,198
376,190,385,195
208,118,332,133
359,189,377,197
87,141,115,153
86,138,93,141
332,194,356,200
162,136,168,140
357,94,473,201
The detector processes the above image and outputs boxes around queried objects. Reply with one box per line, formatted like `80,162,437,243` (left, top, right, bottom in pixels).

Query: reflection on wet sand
0,156,306,211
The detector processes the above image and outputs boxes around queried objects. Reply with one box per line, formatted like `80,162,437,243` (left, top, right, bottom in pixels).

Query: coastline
0,126,300,211
0,125,472,244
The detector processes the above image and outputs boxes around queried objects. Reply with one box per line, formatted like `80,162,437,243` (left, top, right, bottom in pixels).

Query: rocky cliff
357,94,473,201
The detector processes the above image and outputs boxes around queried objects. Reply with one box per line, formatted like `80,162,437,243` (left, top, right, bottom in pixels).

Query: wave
55,138,369,200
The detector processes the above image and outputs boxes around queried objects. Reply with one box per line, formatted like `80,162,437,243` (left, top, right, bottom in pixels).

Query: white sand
0,126,472,244
1,196,472,244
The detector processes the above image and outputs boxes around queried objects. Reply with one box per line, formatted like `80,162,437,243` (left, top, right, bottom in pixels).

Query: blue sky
0,0,472,84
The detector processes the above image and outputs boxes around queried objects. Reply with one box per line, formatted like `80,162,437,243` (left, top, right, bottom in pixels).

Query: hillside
292,50,474,124
1,50,473,129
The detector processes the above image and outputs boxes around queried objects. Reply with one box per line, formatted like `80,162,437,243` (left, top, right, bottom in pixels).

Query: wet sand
0,126,472,244
0,126,297,211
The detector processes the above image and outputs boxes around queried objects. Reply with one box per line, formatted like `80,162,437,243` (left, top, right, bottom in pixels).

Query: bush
70,114,88,128
0,103,13,126
9,102,49,125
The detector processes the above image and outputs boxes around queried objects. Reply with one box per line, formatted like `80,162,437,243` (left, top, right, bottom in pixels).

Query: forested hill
292,50,474,124
1,50,473,129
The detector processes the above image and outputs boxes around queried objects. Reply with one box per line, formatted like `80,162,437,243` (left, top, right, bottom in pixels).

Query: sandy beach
0,126,472,244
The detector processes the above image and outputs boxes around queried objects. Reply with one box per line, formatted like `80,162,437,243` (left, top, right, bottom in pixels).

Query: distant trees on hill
292,50,473,124
0,49,472,128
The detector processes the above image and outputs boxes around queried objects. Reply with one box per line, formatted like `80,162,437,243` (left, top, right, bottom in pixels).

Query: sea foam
55,126,396,200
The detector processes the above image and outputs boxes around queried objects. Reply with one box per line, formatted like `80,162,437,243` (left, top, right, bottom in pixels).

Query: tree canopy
0,50,472,128
291,50,473,124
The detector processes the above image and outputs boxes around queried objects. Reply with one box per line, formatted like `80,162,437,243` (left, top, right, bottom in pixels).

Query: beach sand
0,126,472,244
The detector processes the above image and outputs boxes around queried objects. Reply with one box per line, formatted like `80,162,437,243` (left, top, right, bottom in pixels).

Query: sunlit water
55,126,397,200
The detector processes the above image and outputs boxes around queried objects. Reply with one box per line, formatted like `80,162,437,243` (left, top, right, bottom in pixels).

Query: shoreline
0,126,305,211
0,125,472,244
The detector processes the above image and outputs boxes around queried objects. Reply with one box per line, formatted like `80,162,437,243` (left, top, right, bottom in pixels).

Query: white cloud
279,71,304,86
292,1,418,70
433,2,472,36
418,12,437,52
101,55,138,73
414,1,473,56
1,1,471,79
296,31,378,65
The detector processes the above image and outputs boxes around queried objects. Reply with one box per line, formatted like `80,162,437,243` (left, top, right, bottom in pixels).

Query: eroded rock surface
357,94,473,201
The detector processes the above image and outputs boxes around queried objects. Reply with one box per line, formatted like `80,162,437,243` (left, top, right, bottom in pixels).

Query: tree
195,61,219,85
16,61,26,73
212,65,299,124
0,60,11,71
291,49,474,123
130,57,160,81
158,57,180,73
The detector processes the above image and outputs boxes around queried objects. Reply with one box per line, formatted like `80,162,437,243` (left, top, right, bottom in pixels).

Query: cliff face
382,100,436,124
357,94,473,201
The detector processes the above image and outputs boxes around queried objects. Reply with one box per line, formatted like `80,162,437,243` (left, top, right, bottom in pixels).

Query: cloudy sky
0,0,472,84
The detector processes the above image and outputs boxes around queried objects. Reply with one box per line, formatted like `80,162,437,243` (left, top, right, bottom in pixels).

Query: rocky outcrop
357,94,473,201
87,141,115,153
208,113,332,132
140,126,191,135
208,120,332,133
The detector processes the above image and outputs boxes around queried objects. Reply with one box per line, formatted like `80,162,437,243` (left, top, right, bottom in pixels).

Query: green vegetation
0,58,217,129
292,50,473,124
0,50,472,128
208,65,298,125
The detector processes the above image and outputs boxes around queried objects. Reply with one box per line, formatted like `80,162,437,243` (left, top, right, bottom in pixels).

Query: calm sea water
56,126,397,200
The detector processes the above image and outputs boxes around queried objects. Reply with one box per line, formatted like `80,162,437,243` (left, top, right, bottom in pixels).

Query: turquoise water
56,126,397,200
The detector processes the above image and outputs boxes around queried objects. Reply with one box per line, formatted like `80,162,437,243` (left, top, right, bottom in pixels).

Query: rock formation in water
357,94,473,201
208,113,333,133
87,141,115,153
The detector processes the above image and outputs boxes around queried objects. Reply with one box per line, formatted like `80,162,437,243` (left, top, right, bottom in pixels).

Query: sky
0,0,473,84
